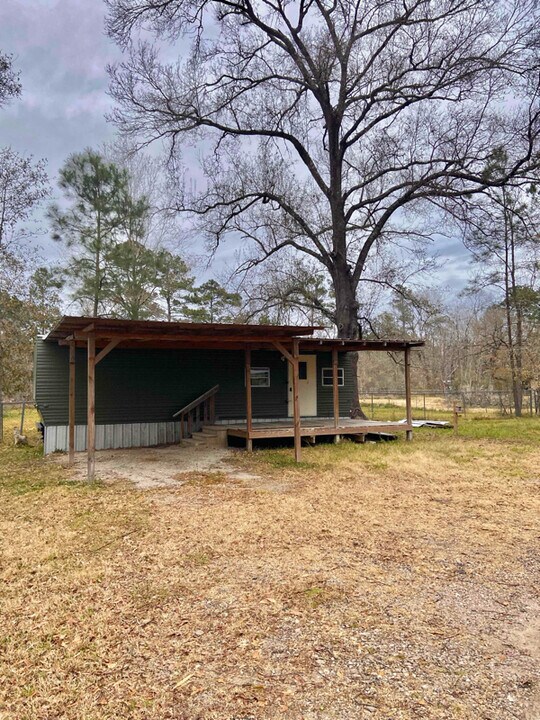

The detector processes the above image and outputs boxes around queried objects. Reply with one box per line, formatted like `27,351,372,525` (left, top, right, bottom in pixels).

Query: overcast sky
0,0,471,290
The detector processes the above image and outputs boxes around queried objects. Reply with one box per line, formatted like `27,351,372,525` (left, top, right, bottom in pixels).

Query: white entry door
288,355,317,417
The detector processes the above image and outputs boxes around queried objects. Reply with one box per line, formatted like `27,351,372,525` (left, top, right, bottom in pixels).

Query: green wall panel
35,340,356,425
35,341,289,425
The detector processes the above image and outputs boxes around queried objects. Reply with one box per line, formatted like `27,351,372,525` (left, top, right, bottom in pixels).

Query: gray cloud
0,0,119,261
0,0,473,291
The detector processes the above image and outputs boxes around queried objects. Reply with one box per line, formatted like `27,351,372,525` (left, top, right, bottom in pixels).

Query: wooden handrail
173,385,220,418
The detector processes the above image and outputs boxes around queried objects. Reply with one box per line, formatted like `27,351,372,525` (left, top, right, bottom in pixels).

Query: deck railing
173,384,219,438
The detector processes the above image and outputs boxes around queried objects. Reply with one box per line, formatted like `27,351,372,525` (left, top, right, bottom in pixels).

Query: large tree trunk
332,261,368,419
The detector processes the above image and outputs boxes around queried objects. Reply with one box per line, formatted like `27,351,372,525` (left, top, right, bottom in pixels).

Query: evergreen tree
154,249,194,321
49,150,130,316
185,280,241,323
105,240,162,320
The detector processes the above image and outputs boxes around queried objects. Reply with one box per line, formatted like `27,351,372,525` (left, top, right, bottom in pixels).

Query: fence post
19,401,26,435
423,393,426,420
371,393,374,419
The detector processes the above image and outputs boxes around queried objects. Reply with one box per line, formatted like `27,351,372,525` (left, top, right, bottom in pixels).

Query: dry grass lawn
1,409,539,719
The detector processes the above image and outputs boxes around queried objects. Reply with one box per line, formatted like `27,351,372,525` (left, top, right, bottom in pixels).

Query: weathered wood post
404,346,413,441
332,348,340,428
68,340,76,465
453,404,460,436
292,339,301,461
87,335,96,481
245,347,253,452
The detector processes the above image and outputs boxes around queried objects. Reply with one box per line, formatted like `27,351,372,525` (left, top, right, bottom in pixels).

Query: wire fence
0,400,33,442
359,389,540,421
2,389,539,443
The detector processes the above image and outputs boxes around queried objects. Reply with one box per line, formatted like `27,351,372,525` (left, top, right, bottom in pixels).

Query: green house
35,316,422,475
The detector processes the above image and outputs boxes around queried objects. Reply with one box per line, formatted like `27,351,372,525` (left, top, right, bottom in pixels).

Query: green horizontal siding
34,341,357,425
316,352,355,416
35,341,288,425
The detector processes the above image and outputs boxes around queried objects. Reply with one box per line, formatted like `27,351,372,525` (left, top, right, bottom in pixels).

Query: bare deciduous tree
463,181,540,415
0,148,49,253
0,52,21,108
107,0,540,414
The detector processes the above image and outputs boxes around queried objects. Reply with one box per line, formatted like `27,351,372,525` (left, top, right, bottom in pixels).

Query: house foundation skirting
44,421,183,455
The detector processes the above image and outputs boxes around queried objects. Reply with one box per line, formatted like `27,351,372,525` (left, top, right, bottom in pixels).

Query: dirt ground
1,418,540,719
55,444,260,489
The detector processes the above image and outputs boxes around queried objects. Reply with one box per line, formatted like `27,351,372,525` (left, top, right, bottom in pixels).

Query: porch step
180,427,225,449
191,433,210,444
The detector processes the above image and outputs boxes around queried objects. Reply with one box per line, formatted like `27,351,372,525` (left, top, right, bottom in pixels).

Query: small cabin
34,316,423,478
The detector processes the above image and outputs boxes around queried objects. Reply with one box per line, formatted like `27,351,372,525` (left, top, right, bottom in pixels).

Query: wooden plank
68,340,75,465
332,348,339,428
292,339,301,462
95,338,121,365
404,347,413,441
87,335,96,481
71,331,307,345
227,423,412,440
173,384,219,418
245,348,253,451
272,340,296,365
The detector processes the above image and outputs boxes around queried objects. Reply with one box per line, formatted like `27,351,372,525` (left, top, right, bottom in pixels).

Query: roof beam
69,331,306,345
95,338,121,365
272,341,297,365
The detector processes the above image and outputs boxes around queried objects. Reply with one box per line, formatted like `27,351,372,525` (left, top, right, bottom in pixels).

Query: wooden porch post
68,340,76,465
292,339,301,462
87,335,96,480
332,348,340,428
404,346,413,441
245,347,253,452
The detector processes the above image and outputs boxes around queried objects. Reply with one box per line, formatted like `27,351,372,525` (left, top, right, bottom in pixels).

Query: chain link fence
0,400,32,443
359,389,540,421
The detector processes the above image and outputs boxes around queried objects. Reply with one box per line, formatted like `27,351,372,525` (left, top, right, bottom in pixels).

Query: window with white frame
250,367,271,387
321,367,344,387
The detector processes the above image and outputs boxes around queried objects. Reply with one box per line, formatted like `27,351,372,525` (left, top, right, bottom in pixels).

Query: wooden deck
220,418,412,441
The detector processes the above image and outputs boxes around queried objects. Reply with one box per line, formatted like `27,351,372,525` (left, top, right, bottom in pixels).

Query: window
250,367,270,387
298,361,308,380
321,367,344,387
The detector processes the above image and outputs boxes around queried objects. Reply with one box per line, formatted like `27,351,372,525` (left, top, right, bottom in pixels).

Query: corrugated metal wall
44,421,182,454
